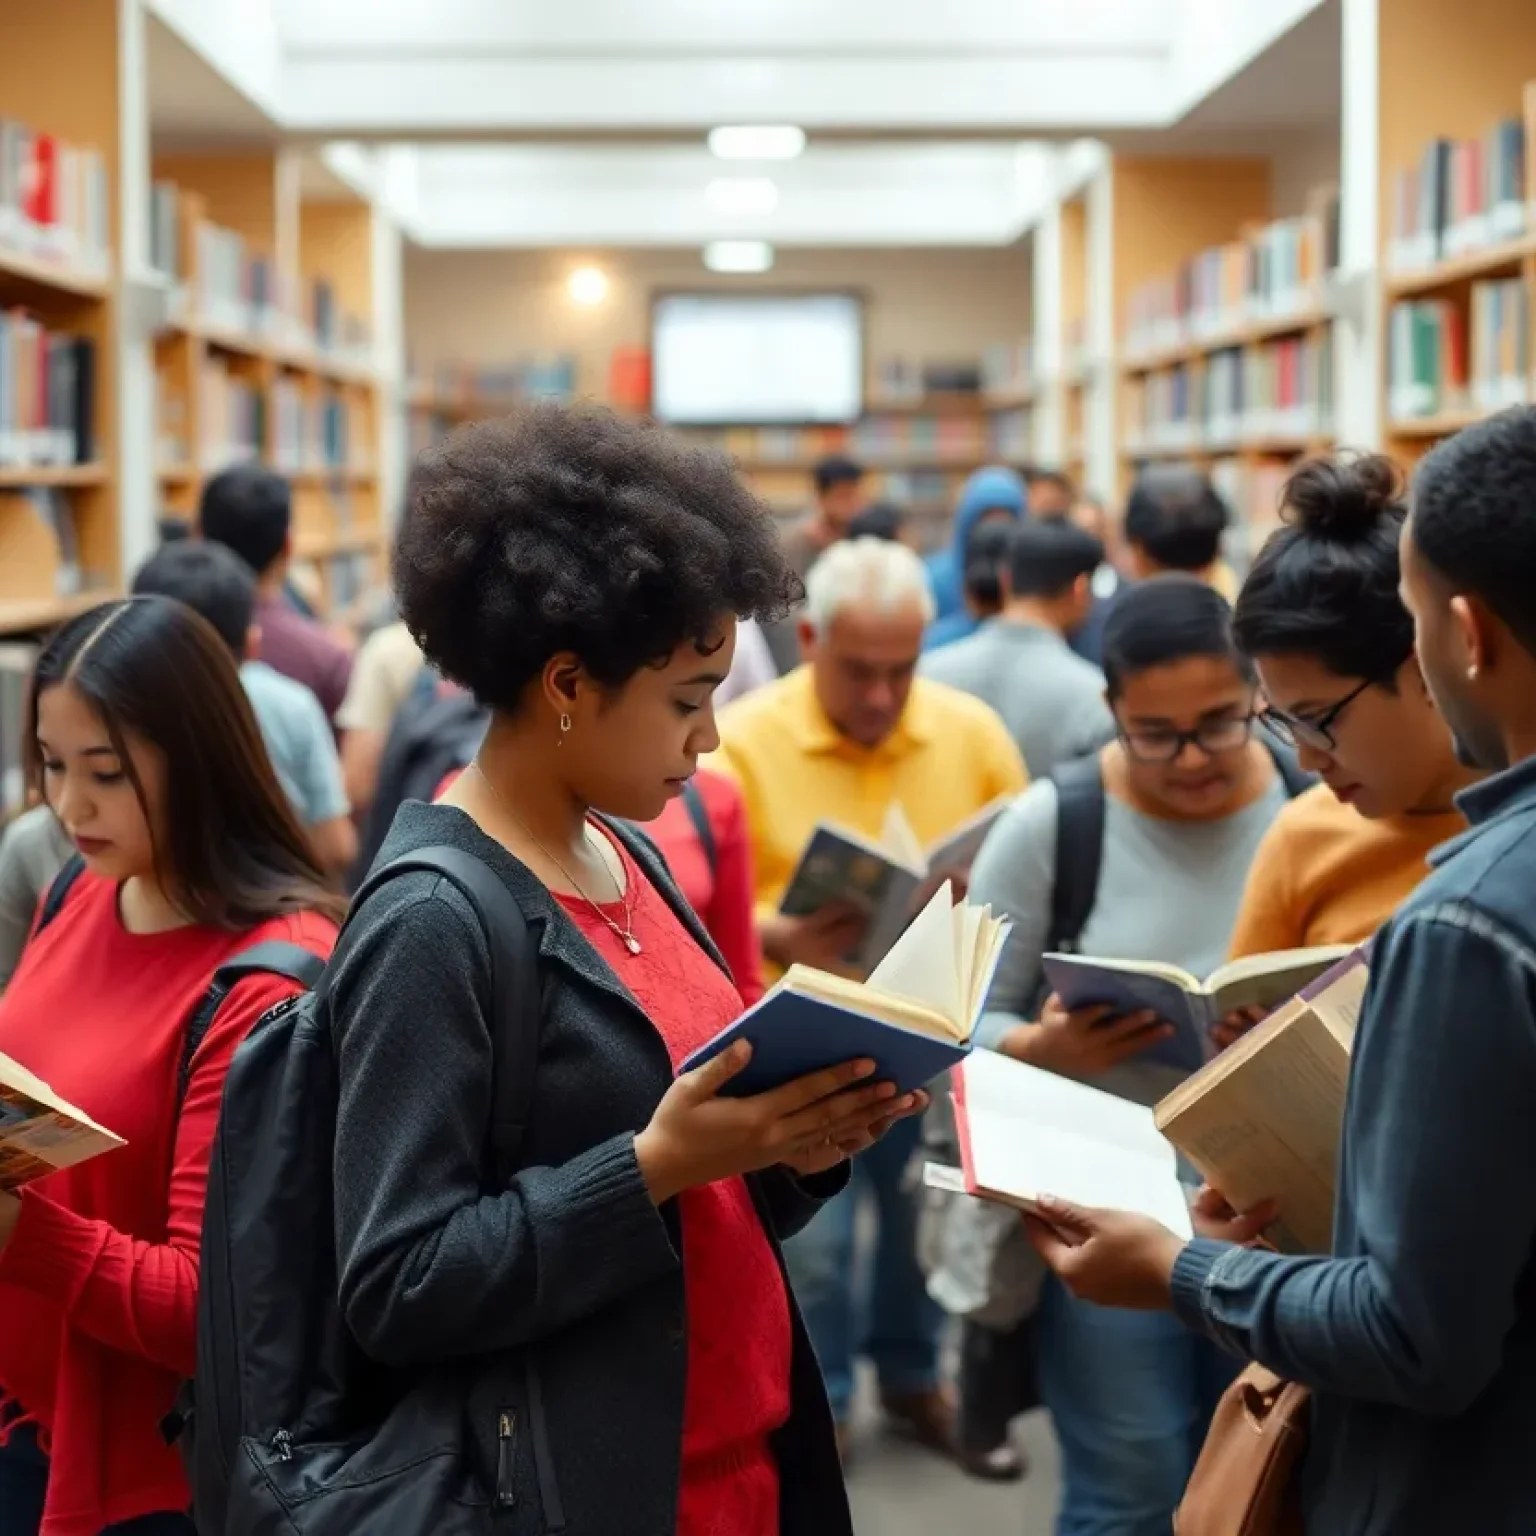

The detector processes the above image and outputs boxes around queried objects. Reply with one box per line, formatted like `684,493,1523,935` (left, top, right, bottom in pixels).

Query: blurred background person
1122,464,1238,601
924,467,1027,635
924,518,1015,652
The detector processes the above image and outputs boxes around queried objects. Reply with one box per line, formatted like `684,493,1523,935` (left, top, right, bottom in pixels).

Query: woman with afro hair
323,404,927,1536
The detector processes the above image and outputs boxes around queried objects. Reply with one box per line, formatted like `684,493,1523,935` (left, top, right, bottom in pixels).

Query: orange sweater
1228,782,1465,958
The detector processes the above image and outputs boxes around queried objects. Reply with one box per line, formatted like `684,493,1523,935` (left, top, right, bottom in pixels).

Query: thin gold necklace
471,764,642,955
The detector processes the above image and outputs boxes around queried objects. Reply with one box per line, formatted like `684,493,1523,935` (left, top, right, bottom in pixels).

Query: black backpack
1044,741,1316,954
35,855,326,1100
175,844,542,1535
352,669,490,885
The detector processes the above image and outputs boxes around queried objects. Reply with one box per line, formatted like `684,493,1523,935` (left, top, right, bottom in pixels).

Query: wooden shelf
0,245,110,301
0,463,109,488
1121,306,1333,374
1384,235,1536,299
290,465,378,487
981,388,1036,411
0,589,114,636
292,527,385,560
1385,410,1487,438
734,456,985,474
862,395,989,416
1124,435,1334,460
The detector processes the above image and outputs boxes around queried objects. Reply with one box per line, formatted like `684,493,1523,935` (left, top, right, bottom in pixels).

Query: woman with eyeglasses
962,575,1300,1536
1226,454,1477,964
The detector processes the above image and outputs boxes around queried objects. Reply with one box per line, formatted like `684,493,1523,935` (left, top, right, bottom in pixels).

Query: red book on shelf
23,134,57,234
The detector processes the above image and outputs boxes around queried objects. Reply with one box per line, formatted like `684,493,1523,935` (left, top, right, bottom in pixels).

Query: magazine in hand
683,880,1010,1096
1040,944,1353,1074
780,797,1012,972
0,1051,124,1191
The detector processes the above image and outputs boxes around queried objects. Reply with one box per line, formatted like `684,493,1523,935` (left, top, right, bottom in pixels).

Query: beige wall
404,245,1032,396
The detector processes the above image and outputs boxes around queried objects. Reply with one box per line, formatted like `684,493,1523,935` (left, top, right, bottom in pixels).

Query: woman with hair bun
1227,453,1480,962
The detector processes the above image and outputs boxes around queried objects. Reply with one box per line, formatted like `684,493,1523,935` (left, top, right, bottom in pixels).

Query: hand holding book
634,1042,928,1205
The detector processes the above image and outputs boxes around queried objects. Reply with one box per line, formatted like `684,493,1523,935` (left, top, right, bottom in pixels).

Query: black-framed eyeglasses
1117,712,1257,764
1259,677,1375,753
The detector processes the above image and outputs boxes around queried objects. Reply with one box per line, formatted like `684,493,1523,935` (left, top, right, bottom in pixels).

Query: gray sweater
969,774,1289,1109
919,618,1114,779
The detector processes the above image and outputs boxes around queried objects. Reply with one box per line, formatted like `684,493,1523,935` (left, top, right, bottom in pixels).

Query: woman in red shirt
0,597,342,1536
646,769,765,1005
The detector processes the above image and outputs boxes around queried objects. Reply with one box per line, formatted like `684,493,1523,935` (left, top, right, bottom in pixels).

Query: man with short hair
198,465,353,720
760,454,868,674
1022,406,1536,1535
132,541,356,875
1023,466,1076,519
1123,465,1238,599
922,518,1114,777
711,534,1027,1458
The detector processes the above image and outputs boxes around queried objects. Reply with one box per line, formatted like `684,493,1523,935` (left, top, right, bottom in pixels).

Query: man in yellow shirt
709,534,1026,1459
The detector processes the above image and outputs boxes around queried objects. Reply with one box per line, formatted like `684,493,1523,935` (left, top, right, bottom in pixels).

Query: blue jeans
1036,1275,1237,1536
781,1112,941,1422
0,1414,194,1536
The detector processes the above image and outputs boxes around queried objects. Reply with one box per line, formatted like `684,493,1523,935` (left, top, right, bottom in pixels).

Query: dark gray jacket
327,801,851,1535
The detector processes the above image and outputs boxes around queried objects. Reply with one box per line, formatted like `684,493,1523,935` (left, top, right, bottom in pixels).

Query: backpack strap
36,852,86,934
176,941,329,1104
1264,739,1317,800
679,777,717,879
350,844,541,1183
1046,756,1108,955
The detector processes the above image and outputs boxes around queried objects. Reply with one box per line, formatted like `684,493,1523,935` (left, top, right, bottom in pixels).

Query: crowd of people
0,398,1532,1536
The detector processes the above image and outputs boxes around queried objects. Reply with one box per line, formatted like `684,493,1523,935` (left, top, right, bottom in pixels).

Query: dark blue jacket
1172,757,1536,1534
328,802,852,1535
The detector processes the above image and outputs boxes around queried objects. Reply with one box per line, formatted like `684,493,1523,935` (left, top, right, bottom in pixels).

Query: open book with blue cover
682,881,1010,1096
1041,944,1352,1074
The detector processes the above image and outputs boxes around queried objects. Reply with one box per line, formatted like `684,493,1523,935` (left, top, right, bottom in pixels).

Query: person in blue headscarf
923,466,1027,649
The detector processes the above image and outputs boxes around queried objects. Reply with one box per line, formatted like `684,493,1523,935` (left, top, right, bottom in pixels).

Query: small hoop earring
558,712,572,745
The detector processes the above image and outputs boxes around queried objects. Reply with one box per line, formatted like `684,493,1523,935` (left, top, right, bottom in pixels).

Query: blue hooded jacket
923,466,1027,649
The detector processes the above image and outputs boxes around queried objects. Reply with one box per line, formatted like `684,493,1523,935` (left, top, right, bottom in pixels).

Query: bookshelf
1376,0,1536,465
0,1,120,637
149,153,385,615
1106,155,1339,560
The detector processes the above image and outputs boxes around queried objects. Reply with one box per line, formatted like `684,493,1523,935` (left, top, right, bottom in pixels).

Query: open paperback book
779,797,1013,972
1155,946,1371,1254
0,1050,124,1191
929,1046,1192,1238
682,880,1009,1097
1040,943,1353,1074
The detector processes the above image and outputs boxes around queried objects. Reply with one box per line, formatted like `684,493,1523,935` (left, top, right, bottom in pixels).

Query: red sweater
0,871,336,1536
555,828,789,1536
646,771,766,1006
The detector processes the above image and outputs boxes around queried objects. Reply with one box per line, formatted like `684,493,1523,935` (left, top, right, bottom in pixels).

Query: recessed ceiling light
704,240,776,274
704,177,779,217
708,125,806,162
567,265,608,306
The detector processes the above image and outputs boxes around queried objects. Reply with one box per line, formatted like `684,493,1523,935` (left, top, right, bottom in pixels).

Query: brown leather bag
1175,1364,1310,1536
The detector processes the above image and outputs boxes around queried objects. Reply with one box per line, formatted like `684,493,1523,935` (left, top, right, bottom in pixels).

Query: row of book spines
0,121,110,270
1388,287,1533,417
1132,338,1330,413
170,212,372,353
1125,207,1336,334
1388,103,1529,264
0,315,95,467
199,365,374,471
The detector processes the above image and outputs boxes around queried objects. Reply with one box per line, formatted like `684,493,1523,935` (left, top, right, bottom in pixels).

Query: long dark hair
1232,454,1413,683
29,597,345,929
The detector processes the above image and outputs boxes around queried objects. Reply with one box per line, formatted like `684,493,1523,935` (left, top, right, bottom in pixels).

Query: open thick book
683,881,1009,1096
1041,944,1352,1074
930,1047,1192,1238
780,797,1013,972
1155,946,1371,1253
0,1050,124,1191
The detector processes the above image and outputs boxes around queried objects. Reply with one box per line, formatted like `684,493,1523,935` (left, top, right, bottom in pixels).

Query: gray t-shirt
919,618,1114,779
969,771,1290,1108
0,804,73,989
241,660,350,827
